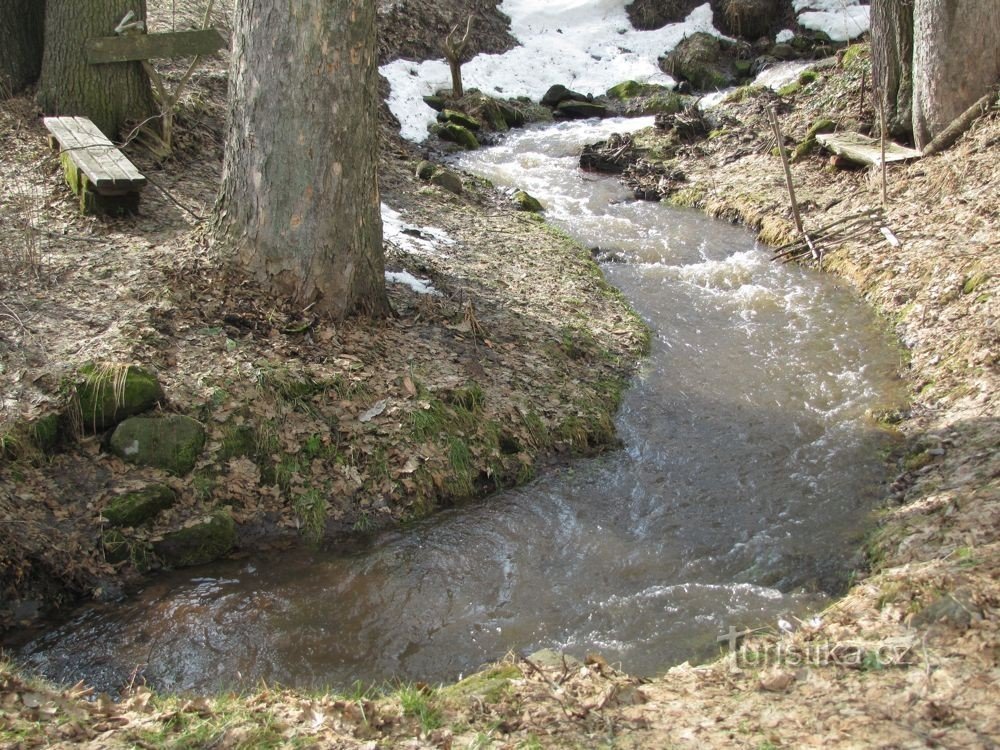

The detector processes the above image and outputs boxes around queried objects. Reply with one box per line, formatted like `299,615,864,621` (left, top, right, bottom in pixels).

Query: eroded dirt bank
1,2,998,747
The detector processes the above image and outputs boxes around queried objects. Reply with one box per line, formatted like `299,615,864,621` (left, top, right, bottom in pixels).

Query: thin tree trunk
0,0,45,96
37,0,155,138
912,0,1000,149
871,0,914,139
215,0,389,320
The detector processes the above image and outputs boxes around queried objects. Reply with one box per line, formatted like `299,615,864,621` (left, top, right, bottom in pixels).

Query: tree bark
37,0,155,138
0,0,45,96
912,0,1000,149
215,0,389,320
870,0,914,139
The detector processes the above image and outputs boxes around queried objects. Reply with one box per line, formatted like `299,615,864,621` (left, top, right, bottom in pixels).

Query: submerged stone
109,414,206,476
103,484,177,527
153,509,236,568
76,364,164,433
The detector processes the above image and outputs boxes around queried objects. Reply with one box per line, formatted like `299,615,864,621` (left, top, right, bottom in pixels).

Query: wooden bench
43,116,147,215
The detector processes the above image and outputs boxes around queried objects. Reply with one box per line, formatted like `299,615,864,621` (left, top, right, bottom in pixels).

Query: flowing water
15,118,905,693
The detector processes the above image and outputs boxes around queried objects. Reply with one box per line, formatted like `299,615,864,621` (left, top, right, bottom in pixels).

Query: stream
15,118,905,693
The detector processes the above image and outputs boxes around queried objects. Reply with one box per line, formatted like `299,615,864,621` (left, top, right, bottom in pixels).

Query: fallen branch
921,87,999,158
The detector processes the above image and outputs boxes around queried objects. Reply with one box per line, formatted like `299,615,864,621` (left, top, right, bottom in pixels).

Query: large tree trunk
215,0,389,320
37,0,155,138
912,0,1000,149
0,0,45,96
871,0,914,139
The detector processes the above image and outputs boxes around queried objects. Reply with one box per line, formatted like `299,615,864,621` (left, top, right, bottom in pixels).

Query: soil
2,1,998,748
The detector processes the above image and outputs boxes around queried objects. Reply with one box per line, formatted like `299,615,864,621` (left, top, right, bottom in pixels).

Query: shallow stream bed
15,118,905,693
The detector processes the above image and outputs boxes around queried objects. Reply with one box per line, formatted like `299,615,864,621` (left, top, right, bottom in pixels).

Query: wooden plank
43,116,146,191
61,117,141,188
816,132,922,166
86,29,226,64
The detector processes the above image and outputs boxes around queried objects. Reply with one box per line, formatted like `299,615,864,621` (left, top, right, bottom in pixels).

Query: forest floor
2,0,999,748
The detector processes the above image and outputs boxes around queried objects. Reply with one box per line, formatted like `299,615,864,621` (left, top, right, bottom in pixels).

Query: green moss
805,118,837,140
723,85,764,104
513,189,544,212
109,414,206,476
667,187,706,208
153,508,237,568
798,70,819,85
606,80,663,99
962,271,990,294
903,450,934,472
103,484,177,527
441,664,521,703
434,122,480,150
440,109,481,131
778,81,802,97
841,43,868,68
75,363,164,433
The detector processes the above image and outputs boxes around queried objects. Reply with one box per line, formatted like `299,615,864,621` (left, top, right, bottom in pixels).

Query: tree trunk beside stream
215,0,389,320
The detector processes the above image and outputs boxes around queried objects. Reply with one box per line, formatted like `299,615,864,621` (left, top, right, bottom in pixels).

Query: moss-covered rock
430,168,464,194
438,109,481,131
513,190,544,212
606,80,670,99
792,118,837,162
497,100,528,127
153,509,236,568
422,94,447,111
415,160,437,180
109,414,206,476
103,484,177,527
75,364,164,433
433,122,479,150
660,33,734,92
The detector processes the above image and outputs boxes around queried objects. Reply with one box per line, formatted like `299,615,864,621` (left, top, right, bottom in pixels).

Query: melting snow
380,0,870,142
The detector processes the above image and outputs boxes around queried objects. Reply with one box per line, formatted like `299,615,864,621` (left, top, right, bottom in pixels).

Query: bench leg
59,153,141,216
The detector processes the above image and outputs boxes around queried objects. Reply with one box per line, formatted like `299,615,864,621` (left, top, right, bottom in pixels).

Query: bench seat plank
43,116,147,191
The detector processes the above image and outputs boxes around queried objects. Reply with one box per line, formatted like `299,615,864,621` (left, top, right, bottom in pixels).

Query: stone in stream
432,122,480,150
437,108,482,131
540,84,591,108
554,100,608,120
109,414,206,476
513,189,544,212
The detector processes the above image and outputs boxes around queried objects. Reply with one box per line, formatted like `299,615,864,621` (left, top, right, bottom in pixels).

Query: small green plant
447,437,475,497
293,487,328,543
397,684,442,732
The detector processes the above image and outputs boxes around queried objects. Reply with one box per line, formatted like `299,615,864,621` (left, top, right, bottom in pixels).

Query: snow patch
793,0,869,42
385,271,440,296
381,1,722,142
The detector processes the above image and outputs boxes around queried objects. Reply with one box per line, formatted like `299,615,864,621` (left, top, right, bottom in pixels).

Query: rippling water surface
16,118,904,693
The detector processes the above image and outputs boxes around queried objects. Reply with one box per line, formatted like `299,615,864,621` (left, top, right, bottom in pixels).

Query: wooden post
768,106,818,261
